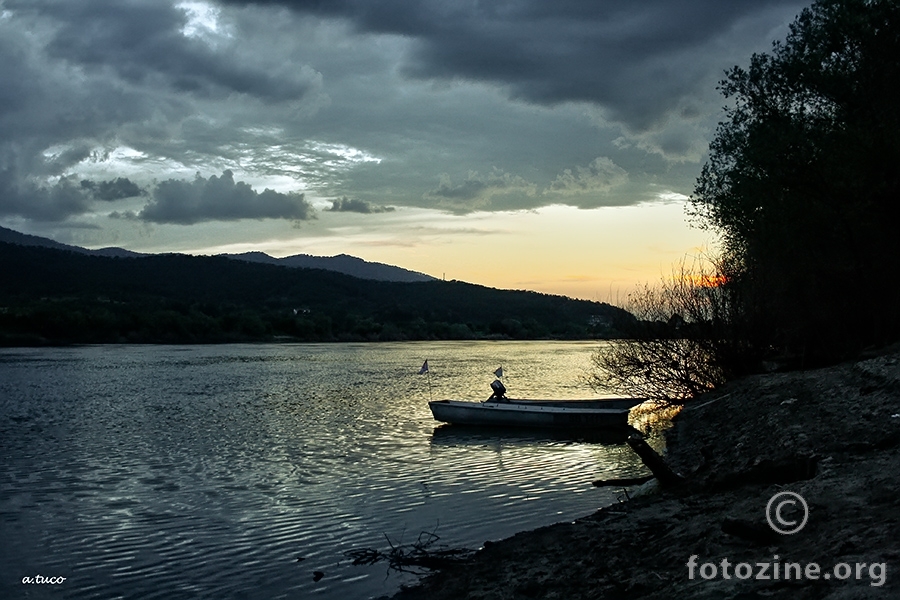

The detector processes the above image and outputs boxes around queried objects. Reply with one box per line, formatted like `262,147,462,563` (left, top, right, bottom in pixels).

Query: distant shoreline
1,241,632,347
0,332,621,348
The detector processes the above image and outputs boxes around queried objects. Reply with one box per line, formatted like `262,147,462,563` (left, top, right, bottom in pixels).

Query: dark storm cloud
0,29,124,162
328,197,394,214
0,4,176,221
0,173,92,222
220,0,805,130
136,170,314,224
7,0,321,104
81,178,146,201
0,0,324,225
0,0,807,235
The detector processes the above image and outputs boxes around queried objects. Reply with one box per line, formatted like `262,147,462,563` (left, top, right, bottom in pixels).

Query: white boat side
428,399,637,429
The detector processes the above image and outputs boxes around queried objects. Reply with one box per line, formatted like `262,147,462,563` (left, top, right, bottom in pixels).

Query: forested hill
0,241,632,345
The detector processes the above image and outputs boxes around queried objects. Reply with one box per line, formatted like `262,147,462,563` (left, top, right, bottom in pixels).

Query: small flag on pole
419,360,429,375
494,366,503,378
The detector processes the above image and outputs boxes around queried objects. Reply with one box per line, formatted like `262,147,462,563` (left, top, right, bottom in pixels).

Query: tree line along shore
0,241,633,346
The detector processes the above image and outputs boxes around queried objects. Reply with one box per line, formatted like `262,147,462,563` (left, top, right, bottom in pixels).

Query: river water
0,341,646,599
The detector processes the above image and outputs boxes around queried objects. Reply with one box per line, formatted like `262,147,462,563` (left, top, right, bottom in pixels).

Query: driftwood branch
626,433,686,488
345,529,473,574
592,475,655,488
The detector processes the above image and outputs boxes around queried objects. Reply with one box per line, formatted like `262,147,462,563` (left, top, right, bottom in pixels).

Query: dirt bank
392,349,900,599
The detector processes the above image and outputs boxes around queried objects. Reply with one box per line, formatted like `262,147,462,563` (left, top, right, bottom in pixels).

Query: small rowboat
428,397,644,430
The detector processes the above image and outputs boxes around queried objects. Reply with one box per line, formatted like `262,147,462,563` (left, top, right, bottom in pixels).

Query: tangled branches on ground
345,529,473,574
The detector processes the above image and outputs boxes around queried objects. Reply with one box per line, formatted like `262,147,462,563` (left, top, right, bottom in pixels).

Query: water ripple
1,342,648,599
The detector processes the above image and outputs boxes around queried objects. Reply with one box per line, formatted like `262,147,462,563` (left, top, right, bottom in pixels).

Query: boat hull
428,399,636,430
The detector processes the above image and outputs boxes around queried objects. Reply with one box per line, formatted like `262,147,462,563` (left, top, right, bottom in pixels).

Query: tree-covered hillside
0,242,632,345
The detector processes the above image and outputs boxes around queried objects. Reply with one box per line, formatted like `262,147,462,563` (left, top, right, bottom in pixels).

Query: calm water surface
0,341,646,599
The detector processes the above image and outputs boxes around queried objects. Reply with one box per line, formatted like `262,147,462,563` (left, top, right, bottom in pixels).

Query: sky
0,0,808,301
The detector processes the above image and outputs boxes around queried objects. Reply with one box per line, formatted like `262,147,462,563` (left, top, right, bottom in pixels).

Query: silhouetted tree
691,0,900,362
586,258,736,403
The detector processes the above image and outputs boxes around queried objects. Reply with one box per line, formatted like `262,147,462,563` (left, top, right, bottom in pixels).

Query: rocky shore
392,349,900,599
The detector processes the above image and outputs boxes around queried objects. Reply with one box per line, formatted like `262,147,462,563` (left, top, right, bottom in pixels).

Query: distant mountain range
0,225,632,345
223,251,435,283
0,225,435,282
0,225,146,258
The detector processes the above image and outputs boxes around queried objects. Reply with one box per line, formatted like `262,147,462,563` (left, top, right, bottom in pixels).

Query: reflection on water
0,341,646,599
430,424,635,447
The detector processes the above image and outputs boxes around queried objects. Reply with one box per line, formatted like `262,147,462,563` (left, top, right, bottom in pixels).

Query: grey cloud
0,1,326,226
328,197,394,214
0,0,807,233
425,169,537,212
8,0,322,105
612,116,712,163
1,5,181,149
0,174,92,222
81,178,146,201
220,0,805,131
549,157,628,195
137,170,314,224
0,6,191,220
